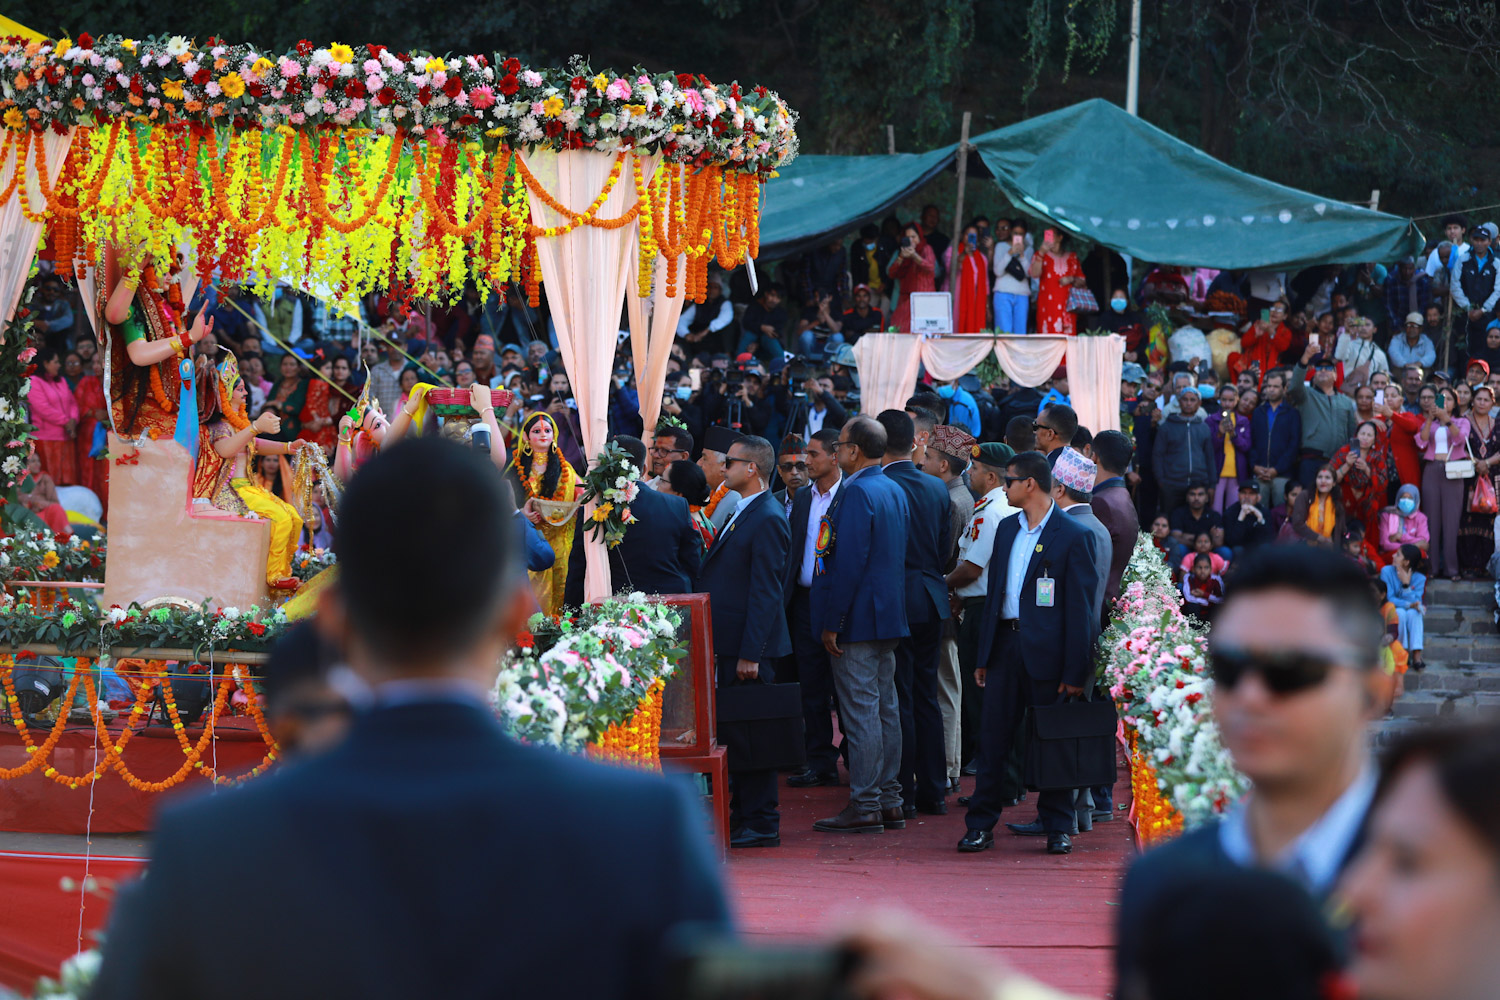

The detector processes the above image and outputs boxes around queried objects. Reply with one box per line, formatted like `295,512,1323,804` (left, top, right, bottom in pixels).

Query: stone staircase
1379,578,1500,744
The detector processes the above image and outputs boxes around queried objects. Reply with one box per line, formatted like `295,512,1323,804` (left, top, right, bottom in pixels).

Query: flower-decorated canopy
0,33,799,306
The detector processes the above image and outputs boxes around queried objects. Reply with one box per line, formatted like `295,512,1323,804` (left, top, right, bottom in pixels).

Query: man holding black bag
958,450,1100,857
697,434,792,848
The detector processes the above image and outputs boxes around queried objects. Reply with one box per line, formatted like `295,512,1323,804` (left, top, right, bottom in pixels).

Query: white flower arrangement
1098,534,1249,826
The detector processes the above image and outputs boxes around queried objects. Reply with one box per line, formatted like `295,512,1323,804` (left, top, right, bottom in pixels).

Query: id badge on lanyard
1036,568,1055,608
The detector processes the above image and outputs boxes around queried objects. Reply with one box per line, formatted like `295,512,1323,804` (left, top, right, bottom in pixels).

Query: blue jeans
797,329,845,358
993,291,1029,334
831,638,903,816
737,329,785,358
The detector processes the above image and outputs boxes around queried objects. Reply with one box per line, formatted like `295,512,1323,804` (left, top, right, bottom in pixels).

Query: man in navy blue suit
958,450,1100,856
697,434,791,847
810,415,911,834
89,438,730,1000
784,428,845,788
876,409,952,817
608,435,702,595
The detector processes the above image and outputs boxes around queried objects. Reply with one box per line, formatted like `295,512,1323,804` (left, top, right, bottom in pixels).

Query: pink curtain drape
919,334,997,381
1063,332,1125,435
992,335,1069,388
625,197,687,438
523,148,659,602
0,129,72,343
851,333,922,417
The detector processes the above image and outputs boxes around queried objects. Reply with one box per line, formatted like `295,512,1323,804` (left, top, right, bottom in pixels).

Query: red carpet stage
726,774,1134,999
0,718,274,835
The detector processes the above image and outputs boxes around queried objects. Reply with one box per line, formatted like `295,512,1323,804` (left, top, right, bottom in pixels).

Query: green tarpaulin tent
758,99,1424,268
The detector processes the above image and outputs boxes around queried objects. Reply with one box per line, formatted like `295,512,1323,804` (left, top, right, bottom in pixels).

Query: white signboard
910,292,952,334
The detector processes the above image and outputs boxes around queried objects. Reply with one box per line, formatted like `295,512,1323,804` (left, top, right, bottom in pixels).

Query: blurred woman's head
661,459,710,507
1341,721,1500,1000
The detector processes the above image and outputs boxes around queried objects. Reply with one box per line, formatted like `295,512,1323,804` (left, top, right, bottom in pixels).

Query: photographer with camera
660,371,705,445
704,357,774,437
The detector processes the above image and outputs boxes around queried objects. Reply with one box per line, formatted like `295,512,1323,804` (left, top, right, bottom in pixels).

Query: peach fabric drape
523,148,660,602
1063,332,1125,436
852,333,922,417
0,129,72,343
625,200,687,437
919,334,999,381
992,335,1069,388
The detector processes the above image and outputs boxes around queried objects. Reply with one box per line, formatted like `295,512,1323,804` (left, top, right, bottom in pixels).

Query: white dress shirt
798,476,842,588
720,487,765,534
1001,501,1054,620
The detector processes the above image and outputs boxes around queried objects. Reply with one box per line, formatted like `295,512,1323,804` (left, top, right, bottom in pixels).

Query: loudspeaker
11,656,66,716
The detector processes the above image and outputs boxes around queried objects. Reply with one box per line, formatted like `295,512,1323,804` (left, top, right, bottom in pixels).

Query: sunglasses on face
779,461,808,472
1032,421,1053,433
1208,646,1351,696
1003,475,1032,487
723,456,753,466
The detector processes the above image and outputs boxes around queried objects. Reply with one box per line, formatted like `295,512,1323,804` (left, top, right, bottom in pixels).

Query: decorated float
0,25,794,849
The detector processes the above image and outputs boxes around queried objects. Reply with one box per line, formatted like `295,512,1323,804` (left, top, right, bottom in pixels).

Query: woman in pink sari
889,221,936,332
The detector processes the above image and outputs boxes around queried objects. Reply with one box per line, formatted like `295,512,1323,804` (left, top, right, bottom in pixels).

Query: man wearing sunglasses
1115,545,1388,989
1032,402,1078,467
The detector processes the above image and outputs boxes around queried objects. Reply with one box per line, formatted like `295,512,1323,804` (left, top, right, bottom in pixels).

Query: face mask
675,385,692,400
1110,298,1128,313
1397,497,1417,515
865,241,876,251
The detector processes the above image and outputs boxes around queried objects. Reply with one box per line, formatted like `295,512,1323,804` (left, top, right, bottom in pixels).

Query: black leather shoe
1076,809,1093,833
961,760,978,776
813,806,885,834
881,806,907,830
1047,832,1073,855
1091,808,1115,823
916,800,949,816
730,828,781,848
957,829,994,853
901,804,918,820
788,769,840,788
957,795,971,806
1005,819,1049,837
1002,792,1027,807
948,777,962,794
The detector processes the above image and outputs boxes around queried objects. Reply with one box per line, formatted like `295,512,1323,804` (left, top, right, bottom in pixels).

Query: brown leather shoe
881,806,907,830
813,805,885,834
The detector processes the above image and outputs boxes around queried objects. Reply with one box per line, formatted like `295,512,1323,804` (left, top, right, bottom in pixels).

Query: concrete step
1388,689,1500,719
1423,607,1494,636
1423,634,1499,666
1404,667,1500,693
1423,580,1494,608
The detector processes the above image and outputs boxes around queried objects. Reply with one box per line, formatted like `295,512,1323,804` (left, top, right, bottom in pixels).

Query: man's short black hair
1006,450,1053,493
938,451,967,476
906,391,946,416
335,438,516,664
614,434,648,471
1092,429,1133,474
1442,213,1469,230
760,282,784,299
809,427,840,453
1071,425,1093,451
654,426,693,454
1220,545,1385,663
876,409,916,454
844,415,887,459
1041,403,1079,446
733,434,777,483
1005,415,1036,453
905,405,939,436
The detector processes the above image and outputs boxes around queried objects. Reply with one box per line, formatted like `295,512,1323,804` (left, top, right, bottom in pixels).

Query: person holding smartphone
889,222,937,333
991,228,1034,334
1028,229,1085,335
943,224,991,333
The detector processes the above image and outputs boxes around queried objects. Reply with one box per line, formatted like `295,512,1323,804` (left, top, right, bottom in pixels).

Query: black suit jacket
90,700,729,1000
698,491,792,662
609,479,702,595
975,503,1100,689
880,460,952,624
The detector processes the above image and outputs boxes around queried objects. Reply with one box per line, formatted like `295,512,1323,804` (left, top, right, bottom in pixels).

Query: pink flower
605,77,632,100
365,73,384,93
683,89,704,114
520,69,542,87
363,59,381,75
349,98,366,113
278,57,302,78
17,347,36,362
530,100,544,116
289,111,306,124
310,82,326,98
322,99,337,115
469,85,495,109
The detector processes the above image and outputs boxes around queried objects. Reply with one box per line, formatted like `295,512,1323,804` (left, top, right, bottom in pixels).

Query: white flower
166,36,191,57
106,607,128,624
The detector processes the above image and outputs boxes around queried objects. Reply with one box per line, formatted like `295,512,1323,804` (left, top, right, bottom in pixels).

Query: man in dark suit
958,450,1100,856
90,438,729,1000
1115,547,1387,993
810,416,910,833
771,436,809,519
1089,429,1139,611
784,428,844,788
697,434,792,847
1034,402,1078,467
608,435,702,595
876,409,952,817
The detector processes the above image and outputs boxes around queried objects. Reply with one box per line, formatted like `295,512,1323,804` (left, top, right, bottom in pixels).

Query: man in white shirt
1116,546,1388,988
785,428,845,788
945,443,1016,781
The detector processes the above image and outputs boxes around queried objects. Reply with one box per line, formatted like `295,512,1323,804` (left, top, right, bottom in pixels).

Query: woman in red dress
1228,301,1293,386
72,352,110,515
1029,231,1084,335
944,223,991,333
297,349,337,455
889,221,936,332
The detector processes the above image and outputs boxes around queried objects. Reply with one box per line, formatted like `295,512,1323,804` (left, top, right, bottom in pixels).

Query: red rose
498,74,518,96
377,86,396,105
367,43,386,59
457,114,478,126
504,57,520,74
296,39,313,56
417,85,431,106
248,82,265,97
192,68,210,86
284,77,302,95
77,32,92,49
247,621,267,636
129,75,143,96
570,75,585,91
442,75,462,98
344,78,366,99
676,73,693,88
544,120,563,137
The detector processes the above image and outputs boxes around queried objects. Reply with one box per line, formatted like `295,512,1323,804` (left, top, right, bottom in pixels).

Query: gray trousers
831,638,903,815
937,635,963,781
